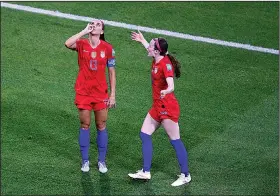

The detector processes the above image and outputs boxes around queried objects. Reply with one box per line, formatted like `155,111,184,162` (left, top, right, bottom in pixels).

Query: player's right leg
78,108,92,172
128,112,160,180
75,94,93,172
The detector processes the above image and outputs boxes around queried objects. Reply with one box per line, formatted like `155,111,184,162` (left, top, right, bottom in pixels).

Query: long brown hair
154,38,181,78
100,20,105,41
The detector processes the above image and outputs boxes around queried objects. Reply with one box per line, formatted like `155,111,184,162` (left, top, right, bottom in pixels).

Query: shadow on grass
81,172,95,196
99,173,111,196
80,170,111,196
127,178,155,195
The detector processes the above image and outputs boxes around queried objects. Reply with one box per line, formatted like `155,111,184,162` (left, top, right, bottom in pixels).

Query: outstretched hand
131,30,144,42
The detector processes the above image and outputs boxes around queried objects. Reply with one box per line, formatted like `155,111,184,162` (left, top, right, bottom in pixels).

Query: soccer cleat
128,169,151,180
98,161,108,173
81,160,90,172
171,173,191,187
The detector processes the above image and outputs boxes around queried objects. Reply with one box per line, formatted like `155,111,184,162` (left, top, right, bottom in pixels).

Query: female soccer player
128,30,191,186
65,20,116,173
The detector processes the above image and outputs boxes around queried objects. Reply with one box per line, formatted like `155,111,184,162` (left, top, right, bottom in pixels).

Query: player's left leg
94,107,109,173
162,119,191,186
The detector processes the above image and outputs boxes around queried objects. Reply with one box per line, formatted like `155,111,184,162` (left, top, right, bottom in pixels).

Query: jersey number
89,59,98,71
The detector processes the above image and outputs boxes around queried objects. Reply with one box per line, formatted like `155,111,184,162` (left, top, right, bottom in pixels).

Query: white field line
1,2,279,55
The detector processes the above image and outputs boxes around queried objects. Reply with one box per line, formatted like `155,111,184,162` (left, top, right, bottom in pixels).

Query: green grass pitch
1,2,278,195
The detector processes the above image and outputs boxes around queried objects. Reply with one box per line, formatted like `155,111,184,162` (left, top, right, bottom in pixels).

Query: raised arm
131,30,149,50
65,23,93,50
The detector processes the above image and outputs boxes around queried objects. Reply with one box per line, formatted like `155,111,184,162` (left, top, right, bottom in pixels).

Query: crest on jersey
91,51,96,59
100,51,105,58
166,64,172,71
154,67,158,74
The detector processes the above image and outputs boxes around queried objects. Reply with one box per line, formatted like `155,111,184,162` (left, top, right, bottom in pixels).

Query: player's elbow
166,86,174,93
169,84,174,92
170,87,174,92
65,42,70,48
65,42,76,50
64,40,73,48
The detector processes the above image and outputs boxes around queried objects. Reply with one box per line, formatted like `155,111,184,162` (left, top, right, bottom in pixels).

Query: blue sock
79,128,90,162
170,139,189,176
140,132,153,172
97,128,108,162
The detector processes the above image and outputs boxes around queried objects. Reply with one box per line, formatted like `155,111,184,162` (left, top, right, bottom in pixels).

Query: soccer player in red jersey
65,20,116,173
128,30,191,186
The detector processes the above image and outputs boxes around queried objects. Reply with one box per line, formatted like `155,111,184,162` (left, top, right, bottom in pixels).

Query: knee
80,122,90,129
95,120,106,130
140,131,151,142
168,135,180,140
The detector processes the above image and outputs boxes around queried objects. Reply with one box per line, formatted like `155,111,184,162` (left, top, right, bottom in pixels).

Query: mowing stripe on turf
1,2,279,55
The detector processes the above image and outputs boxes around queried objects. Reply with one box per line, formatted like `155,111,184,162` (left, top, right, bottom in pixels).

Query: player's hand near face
65,23,93,49
82,23,93,35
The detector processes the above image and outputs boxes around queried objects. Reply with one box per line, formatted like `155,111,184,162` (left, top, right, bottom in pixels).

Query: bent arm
160,77,174,99
164,77,174,94
65,23,92,50
64,31,86,50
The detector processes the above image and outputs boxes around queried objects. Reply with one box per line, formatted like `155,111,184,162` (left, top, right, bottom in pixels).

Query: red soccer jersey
151,56,176,100
74,39,115,101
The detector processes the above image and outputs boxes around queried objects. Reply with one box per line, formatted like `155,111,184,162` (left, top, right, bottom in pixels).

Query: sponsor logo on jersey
166,64,172,71
83,50,89,52
91,51,96,58
100,51,105,58
160,111,168,115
